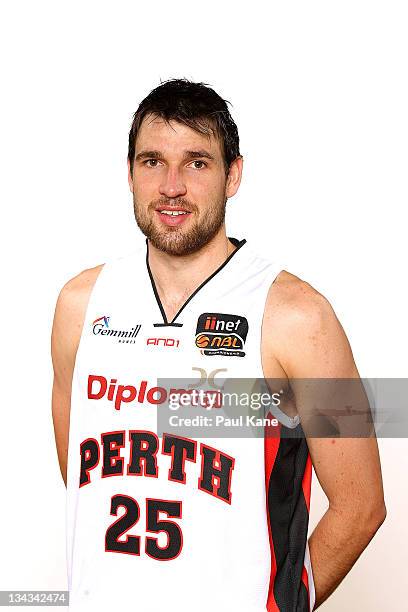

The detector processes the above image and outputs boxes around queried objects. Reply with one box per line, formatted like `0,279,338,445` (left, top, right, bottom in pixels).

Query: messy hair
128,77,241,176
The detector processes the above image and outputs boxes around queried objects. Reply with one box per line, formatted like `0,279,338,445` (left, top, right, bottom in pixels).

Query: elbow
364,500,387,535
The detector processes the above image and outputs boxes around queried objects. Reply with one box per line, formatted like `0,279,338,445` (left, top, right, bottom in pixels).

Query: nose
159,167,187,199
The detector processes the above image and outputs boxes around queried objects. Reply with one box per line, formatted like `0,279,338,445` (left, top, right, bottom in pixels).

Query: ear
127,158,134,194
226,156,243,198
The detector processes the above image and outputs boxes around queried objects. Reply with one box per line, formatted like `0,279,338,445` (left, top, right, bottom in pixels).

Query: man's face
128,114,242,256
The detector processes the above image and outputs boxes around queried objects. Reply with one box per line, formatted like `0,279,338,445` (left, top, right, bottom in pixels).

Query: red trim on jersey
301,564,311,609
264,415,281,612
302,453,312,512
302,453,313,609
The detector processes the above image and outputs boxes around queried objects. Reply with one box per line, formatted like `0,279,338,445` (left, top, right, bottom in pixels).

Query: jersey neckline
145,236,247,327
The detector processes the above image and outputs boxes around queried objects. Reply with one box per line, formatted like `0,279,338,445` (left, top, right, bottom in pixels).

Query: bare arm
269,277,386,610
50,265,103,486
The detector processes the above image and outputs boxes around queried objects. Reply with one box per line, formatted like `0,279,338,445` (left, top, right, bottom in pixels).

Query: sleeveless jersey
66,237,315,611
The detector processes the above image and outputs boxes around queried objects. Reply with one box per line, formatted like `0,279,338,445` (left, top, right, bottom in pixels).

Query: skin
51,114,386,609
130,114,232,258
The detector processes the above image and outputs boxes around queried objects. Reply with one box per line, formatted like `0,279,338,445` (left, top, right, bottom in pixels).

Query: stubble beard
133,195,228,256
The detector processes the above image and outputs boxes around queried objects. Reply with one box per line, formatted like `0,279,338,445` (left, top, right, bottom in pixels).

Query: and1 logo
195,313,248,357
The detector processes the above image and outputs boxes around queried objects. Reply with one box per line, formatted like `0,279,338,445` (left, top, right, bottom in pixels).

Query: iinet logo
195,312,249,357
203,315,242,332
91,315,141,344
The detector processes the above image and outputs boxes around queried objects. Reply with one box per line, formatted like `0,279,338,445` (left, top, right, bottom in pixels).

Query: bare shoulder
265,269,332,323
57,264,104,312
51,264,105,376
264,269,356,378
54,264,105,330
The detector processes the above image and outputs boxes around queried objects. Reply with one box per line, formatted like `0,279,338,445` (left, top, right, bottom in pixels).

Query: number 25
105,494,183,561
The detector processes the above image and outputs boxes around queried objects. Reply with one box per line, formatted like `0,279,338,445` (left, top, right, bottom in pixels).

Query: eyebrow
135,149,215,162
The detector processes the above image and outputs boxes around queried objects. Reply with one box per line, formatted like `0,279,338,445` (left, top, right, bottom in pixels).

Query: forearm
309,505,385,609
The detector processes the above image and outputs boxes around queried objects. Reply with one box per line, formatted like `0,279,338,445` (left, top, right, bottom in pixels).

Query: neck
147,230,237,314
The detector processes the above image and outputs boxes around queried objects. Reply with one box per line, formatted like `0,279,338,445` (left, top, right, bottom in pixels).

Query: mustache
150,199,196,211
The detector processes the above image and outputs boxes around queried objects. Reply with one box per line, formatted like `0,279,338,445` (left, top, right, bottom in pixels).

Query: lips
155,206,191,213
155,207,192,226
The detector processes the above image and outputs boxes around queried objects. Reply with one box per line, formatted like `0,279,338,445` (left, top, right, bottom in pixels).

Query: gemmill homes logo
92,316,141,344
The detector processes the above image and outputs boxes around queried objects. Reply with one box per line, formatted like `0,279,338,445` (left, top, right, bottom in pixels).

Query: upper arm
50,265,103,486
270,275,386,525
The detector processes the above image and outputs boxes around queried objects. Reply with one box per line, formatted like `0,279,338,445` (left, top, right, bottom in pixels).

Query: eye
190,160,207,169
144,159,161,167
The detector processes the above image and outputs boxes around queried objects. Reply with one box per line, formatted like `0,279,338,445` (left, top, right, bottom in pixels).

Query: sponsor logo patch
92,315,141,344
195,313,248,357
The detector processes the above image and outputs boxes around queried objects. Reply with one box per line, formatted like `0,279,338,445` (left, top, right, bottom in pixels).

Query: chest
78,246,289,397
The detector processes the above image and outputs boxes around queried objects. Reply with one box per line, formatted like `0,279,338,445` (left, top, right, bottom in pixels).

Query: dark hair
128,78,241,176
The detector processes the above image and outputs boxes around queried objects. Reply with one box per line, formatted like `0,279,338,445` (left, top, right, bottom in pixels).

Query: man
51,78,386,611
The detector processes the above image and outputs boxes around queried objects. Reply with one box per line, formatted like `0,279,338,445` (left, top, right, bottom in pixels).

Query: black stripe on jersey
267,427,311,611
146,236,247,327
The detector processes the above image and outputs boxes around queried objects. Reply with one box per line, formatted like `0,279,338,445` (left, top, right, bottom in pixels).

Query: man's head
127,78,243,256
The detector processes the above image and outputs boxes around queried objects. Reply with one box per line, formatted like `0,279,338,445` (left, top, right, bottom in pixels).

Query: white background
1,1,407,610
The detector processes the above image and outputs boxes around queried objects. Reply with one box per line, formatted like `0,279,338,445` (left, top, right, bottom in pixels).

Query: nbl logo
195,312,248,357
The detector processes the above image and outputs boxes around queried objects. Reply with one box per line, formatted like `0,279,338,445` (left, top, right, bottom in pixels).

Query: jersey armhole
71,259,110,379
260,261,302,429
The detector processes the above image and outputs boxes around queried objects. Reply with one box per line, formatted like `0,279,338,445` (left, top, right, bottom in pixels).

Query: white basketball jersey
66,237,315,611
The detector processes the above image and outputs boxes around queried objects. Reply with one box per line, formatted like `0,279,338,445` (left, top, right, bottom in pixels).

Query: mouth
155,207,192,227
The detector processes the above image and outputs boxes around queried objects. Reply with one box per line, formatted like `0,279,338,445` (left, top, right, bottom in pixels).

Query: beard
133,195,227,256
